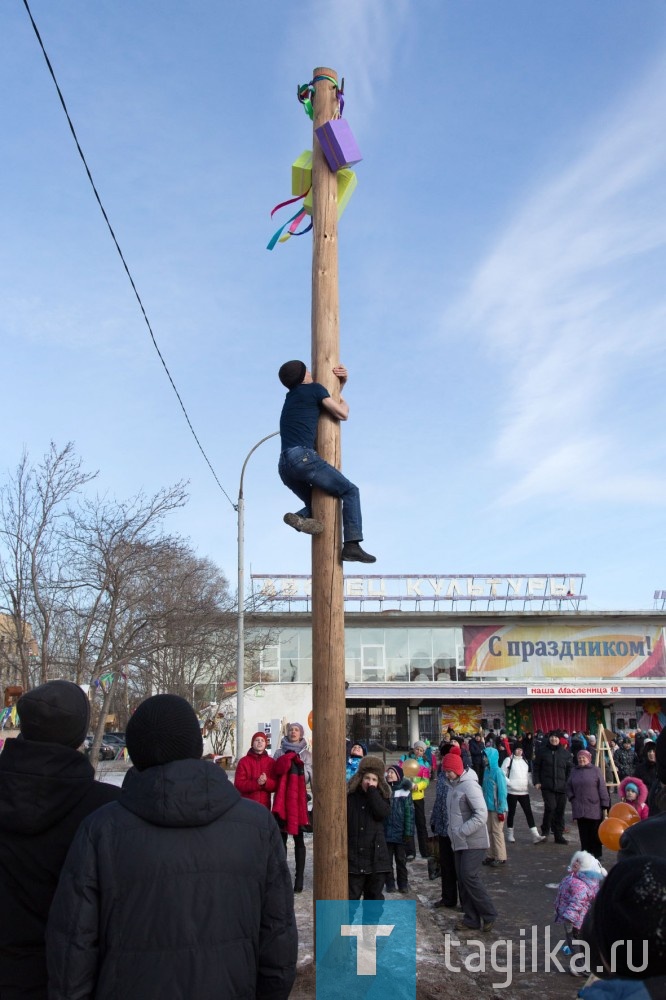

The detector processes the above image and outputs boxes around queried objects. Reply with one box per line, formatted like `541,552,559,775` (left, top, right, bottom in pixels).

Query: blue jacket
482,747,508,813
346,756,362,781
579,977,666,1000
383,778,414,844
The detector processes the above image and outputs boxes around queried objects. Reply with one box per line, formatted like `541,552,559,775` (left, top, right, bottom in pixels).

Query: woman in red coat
234,732,277,809
272,723,312,893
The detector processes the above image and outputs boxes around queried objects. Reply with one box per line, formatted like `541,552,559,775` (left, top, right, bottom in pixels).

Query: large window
249,624,464,684
343,626,463,682
249,629,311,684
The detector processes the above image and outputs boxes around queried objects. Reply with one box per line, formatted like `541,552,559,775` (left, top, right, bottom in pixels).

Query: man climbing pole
277,359,376,563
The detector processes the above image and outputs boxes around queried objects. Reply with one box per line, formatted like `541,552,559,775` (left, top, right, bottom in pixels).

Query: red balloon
598,817,627,852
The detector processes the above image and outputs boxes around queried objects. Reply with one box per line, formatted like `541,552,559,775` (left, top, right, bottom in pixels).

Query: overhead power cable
22,0,236,510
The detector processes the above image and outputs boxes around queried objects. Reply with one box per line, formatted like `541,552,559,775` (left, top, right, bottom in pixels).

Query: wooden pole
310,66,348,902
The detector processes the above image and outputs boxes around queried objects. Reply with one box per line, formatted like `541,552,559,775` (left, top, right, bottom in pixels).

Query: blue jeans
278,446,362,543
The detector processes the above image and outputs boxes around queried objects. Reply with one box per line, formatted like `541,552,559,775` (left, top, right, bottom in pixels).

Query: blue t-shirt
280,382,330,450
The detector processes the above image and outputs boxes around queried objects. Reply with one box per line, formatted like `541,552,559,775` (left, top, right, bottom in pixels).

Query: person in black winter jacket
532,732,573,843
613,737,637,781
580,855,666,994
383,763,414,893
0,680,120,1000
46,694,297,1000
469,732,486,783
347,755,391,900
635,740,658,788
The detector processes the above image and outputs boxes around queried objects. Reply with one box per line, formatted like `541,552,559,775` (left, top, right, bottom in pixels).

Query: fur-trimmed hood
347,755,391,799
619,775,649,808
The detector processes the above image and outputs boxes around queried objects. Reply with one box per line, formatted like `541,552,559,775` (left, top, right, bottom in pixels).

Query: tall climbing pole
310,67,349,902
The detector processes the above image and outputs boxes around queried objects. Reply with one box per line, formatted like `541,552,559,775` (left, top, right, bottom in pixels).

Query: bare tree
136,548,236,705
62,486,191,762
0,443,97,690
0,443,265,769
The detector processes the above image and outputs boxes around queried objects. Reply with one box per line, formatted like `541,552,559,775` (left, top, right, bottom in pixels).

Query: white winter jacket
501,754,530,795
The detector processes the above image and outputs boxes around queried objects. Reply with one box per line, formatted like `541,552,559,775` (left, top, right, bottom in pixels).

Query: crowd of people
418,724,666,995
2,685,666,998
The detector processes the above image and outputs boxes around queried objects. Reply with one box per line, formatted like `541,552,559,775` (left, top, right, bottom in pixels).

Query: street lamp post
236,431,279,760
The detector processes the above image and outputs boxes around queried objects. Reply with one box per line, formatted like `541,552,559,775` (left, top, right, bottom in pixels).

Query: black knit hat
126,694,203,771
590,855,666,977
17,680,90,748
278,360,306,389
386,762,404,782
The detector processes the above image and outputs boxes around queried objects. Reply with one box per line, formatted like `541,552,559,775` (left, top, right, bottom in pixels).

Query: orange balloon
609,802,639,824
402,758,421,778
598,817,627,851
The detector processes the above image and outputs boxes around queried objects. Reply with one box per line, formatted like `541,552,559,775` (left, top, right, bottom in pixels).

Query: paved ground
99,763,613,998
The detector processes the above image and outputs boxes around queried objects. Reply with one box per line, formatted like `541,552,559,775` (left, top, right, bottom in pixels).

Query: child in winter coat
554,850,606,974
618,776,649,820
423,741,437,779
383,763,414,893
482,746,508,866
400,741,431,859
347,756,391,900
345,742,367,781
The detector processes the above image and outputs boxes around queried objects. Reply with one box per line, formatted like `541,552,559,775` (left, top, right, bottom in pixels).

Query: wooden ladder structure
594,722,620,791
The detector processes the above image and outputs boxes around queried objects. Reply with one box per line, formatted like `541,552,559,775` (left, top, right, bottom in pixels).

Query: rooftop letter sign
252,573,586,606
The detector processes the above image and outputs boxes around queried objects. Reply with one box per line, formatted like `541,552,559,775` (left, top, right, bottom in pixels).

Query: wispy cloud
449,56,666,506
282,0,413,129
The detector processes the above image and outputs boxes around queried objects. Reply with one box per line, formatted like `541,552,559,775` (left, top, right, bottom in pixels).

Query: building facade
239,574,666,747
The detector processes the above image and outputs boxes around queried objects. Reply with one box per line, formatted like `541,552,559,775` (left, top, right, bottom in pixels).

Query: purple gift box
314,118,362,171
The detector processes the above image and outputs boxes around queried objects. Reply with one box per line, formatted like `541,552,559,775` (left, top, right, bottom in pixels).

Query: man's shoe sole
283,513,324,535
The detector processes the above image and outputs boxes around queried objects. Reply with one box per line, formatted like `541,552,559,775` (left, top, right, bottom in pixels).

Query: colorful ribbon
270,188,311,219
267,204,312,251
297,75,343,119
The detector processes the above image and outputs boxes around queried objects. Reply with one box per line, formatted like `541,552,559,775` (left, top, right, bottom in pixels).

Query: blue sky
3,0,666,610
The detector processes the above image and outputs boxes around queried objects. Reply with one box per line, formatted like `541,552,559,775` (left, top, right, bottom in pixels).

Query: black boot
294,842,306,893
341,541,376,563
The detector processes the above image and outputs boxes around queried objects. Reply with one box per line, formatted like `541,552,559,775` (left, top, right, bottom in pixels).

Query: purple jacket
554,870,602,929
566,764,610,820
